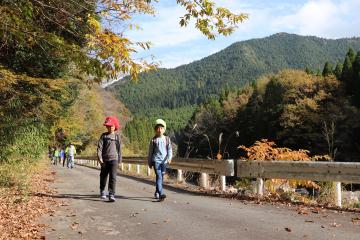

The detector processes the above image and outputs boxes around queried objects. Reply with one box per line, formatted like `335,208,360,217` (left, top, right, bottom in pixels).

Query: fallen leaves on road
351,217,360,225
70,222,79,230
297,206,309,215
311,208,320,214
0,168,57,239
130,212,139,217
330,222,341,227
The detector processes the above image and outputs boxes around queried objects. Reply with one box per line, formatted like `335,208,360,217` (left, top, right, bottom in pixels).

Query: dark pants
100,160,118,195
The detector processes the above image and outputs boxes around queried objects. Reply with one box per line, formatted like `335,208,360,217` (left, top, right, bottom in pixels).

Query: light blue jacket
147,136,172,167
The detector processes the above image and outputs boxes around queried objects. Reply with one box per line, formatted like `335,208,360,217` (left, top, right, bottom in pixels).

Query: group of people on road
97,116,172,202
49,144,77,169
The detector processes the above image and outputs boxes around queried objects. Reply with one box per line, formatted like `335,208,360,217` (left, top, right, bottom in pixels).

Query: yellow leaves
177,0,248,39
84,13,157,81
87,15,101,33
129,24,141,31
0,66,72,127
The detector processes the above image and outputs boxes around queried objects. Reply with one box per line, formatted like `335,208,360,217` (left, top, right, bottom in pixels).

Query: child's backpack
151,136,170,157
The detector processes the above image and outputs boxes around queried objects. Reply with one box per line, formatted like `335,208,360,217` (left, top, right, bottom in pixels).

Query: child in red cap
97,116,122,202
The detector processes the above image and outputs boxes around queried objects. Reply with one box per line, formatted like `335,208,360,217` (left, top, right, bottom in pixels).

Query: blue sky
122,0,360,68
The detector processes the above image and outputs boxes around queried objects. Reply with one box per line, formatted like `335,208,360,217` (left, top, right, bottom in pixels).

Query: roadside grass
0,155,50,195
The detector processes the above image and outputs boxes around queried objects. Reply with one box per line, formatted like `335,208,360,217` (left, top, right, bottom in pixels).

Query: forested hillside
109,33,360,114
178,49,360,161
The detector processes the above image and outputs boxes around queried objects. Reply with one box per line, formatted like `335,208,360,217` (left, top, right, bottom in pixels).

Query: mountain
107,33,360,115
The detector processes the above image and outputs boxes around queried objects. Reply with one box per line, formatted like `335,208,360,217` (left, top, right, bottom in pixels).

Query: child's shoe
159,194,166,201
109,194,116,202
154,192,160,199
100,191,106,199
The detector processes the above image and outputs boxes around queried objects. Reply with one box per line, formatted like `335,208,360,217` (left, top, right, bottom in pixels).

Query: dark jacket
97,132,122,163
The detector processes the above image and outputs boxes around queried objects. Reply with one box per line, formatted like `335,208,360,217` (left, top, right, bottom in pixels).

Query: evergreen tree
305,66,313,75
347,48,356,63
316,69,322,76
353,51,360,75
341,55,354,94
322,61,333,77
353,51,360,107
333,62,343,80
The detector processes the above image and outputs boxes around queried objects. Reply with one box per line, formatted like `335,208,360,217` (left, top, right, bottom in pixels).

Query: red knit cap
103,116,120,131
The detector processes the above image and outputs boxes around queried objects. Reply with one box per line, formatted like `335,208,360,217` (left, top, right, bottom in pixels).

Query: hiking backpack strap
115,134,121,157
165,136,169,148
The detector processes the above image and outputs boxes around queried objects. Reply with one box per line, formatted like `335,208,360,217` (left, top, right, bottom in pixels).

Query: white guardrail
75,157,360,207
75,156,234,191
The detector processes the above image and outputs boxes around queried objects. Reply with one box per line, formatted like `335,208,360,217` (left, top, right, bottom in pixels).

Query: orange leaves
0,167,57,240
238,139,313,161
239,139,326,189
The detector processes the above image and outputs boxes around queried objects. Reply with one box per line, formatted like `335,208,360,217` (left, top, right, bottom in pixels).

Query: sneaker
109,195,116,202
100,192,106,199
159,194,166,201
154,192,160,199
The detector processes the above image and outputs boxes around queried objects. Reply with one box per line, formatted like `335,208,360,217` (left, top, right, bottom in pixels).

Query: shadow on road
78,164,218,198
33,193,159,203
33,193,103,202
119,173,221,197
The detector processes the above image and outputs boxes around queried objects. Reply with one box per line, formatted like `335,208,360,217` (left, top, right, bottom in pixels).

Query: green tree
353,51,360,107
305,66,313,75
341,55,354,94
347,48,356,63
322,61,333,77
0,0,248,81
333,62,343,80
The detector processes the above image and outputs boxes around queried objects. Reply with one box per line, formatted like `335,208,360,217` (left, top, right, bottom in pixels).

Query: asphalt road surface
43,165,360,240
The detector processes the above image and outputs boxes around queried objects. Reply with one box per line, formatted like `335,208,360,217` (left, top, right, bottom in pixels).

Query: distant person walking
53,147,60,165
148,119,172,201
49,146,55,164
66,143,77,169
97,116,122,202
60,148,65,167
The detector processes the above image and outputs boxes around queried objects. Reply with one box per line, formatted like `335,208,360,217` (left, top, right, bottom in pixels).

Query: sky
122,0,360,69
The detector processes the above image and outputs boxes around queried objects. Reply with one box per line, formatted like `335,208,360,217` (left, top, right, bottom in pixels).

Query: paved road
44,165,360,240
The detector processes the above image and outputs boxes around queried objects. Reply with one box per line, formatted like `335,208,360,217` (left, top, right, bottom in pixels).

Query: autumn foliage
238,139,330,161
238,139,325,189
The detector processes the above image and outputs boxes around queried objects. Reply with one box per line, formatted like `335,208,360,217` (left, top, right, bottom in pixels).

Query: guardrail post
256,178,264,196
200,173,209,189
220,175,226,191
147,166,151,176
128,163,131,172
120,163,124,171
136,164,140,175
177,169,183,183
334,182,342,207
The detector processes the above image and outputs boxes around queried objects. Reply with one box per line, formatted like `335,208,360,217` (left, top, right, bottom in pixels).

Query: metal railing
75,156,234,190
75,157,360,207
